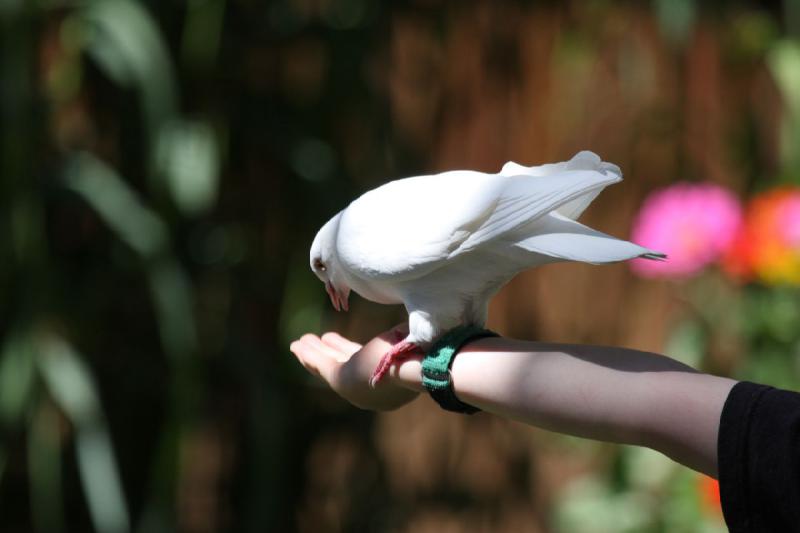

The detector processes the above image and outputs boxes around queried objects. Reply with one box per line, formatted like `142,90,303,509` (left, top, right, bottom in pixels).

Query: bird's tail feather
512,213,665,264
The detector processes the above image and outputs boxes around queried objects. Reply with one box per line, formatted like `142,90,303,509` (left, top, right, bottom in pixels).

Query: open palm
290,327,421,411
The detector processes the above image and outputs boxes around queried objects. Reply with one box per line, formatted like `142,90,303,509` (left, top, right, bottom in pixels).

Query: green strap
421,325,498,414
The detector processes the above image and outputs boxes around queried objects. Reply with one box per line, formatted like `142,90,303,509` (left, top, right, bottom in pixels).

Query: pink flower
630,183,742,278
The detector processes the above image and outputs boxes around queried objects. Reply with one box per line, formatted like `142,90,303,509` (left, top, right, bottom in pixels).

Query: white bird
309,151,665,386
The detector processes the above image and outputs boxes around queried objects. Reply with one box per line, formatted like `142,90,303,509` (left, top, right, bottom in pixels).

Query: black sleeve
718,380,800,532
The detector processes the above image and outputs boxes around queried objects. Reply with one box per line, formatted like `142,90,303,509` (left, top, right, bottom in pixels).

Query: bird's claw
369,340,419,388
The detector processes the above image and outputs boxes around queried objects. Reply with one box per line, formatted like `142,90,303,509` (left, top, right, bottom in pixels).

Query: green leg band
421,325,498,414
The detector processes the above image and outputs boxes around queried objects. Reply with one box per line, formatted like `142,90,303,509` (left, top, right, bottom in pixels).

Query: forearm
391,337,736,477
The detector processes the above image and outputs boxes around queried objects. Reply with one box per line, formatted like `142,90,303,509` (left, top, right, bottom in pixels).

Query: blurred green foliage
1,0,799,532
1,0,396,530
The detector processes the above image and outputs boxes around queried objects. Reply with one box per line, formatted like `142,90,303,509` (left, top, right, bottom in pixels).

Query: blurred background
2,0,800,531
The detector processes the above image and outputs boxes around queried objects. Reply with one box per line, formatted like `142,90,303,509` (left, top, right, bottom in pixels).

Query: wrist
389,336,500,402
389,354,425,392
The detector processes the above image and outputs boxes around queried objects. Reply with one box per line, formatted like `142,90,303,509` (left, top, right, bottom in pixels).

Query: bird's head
310,212,351,312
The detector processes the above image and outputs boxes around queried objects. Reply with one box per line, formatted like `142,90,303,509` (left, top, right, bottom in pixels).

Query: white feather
310,151,664,348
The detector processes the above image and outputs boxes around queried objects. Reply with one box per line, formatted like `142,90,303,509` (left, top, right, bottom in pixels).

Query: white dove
309,151,665,386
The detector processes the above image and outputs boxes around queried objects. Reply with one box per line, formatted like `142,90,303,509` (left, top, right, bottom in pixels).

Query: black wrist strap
421,325,498,414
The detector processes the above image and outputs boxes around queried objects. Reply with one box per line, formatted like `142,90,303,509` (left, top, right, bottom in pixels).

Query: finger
291,337,338,382
321,332,362,357
290,339,323,378
294,336,339,383
301,333,346,361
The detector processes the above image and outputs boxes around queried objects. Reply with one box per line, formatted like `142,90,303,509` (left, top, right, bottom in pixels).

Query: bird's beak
325,282,349,312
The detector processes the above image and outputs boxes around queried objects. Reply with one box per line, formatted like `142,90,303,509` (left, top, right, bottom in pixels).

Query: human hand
290,326,422,411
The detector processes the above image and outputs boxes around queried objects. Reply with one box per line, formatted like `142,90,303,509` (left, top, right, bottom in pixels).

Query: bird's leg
369,340,420,388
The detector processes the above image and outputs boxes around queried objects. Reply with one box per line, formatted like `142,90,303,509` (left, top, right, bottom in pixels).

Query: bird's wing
337,166,621,281
510,212,665,264
335,170,500,281
499,151,622,220
454,168,621,255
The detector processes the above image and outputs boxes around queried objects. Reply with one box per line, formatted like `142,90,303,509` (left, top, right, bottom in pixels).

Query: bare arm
290,328,736,478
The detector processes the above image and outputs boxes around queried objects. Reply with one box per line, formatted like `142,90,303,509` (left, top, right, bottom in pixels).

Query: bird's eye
314,259,327,272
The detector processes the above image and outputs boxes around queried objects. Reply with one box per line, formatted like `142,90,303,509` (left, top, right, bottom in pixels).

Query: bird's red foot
369,341,419,388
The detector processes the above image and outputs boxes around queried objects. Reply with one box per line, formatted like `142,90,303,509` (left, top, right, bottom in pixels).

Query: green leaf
37,337,99,422
76,0,180,194
37,336,130,533
65,153,198,361
74,424,130,533
769,40,800,115
147,257,198,360
157,120,220,215
65,152,168,258
80,0,177,129
768,39,800,174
